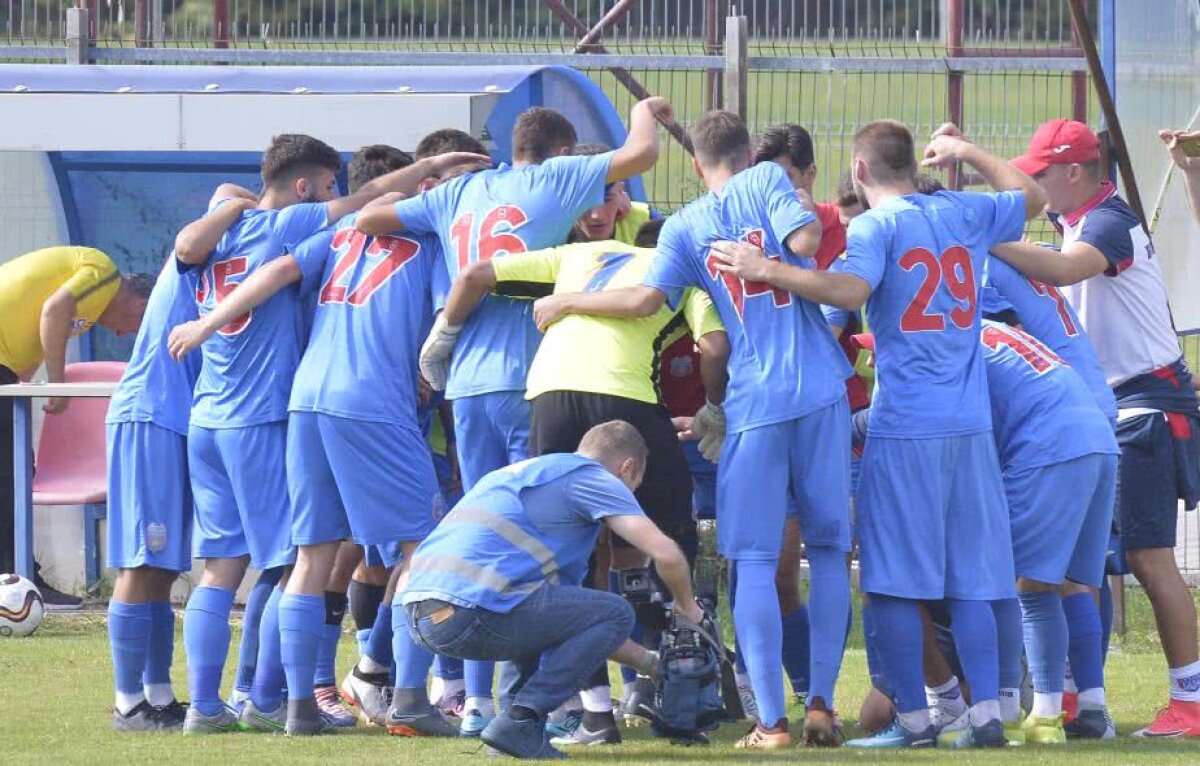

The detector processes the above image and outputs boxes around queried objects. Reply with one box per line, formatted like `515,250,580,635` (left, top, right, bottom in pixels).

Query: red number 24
899,245,977,332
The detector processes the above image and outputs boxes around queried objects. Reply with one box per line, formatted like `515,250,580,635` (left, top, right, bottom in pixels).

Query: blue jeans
407,584,634,715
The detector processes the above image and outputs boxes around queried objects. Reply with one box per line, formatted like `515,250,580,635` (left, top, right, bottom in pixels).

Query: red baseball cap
851,333,874,351
1011,119,1100,176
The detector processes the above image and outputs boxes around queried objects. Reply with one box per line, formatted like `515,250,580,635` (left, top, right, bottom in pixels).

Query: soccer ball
0,574,44,637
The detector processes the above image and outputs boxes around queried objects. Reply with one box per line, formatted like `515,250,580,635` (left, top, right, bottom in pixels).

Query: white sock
1169,661,1200,703
465,696,495,717
897,708,931,733
580,686,612,713
115,690,146,716
1078,686,1107,709
144,683,175,708
969,699,1000,726
998,688,1020,723
429,676,445,705
357,655,389,675
1031,691,1062,719
442,678,465,698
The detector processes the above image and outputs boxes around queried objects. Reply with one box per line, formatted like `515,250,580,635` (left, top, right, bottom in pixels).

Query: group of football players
99,92,1200,756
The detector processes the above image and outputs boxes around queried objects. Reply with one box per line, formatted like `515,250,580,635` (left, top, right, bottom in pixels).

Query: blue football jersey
983,256,1117,423
186,202,330,428
391,153,613,399
288,213,446,427
106,257,202,435
980,320,1119,472
841,190,1027,438
643,162,850,433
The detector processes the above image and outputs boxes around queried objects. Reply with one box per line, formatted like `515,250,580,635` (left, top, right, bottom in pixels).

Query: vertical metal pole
214,0,230,48
65,7,89,65
724,13,747,120
134,0,149,47
1070,23,1088,124
945,0,964,189
1099,0,1118,181
13,398,33,580
704,0,723,113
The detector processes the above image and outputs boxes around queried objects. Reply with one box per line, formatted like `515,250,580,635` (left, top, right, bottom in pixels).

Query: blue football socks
279,593,325,702
184,585,235,716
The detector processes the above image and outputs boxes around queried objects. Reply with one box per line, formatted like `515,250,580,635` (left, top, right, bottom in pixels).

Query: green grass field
3,586,1199,764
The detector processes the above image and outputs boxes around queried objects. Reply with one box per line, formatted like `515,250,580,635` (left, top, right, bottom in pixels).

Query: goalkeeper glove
419,314,462,391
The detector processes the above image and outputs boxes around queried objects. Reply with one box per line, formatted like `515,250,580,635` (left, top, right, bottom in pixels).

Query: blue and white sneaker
459,708,494,738
949,718,1006,749
545,709,582,740
845,718,937,749
225,689,250,716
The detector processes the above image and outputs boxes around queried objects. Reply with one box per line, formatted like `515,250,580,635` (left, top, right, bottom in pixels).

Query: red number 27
899,245,977,332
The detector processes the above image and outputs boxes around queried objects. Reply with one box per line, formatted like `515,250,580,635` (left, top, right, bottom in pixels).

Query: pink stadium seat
32,361,124,586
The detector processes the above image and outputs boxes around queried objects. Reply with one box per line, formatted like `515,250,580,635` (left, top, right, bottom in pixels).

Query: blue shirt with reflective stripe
982,255,1116,423
402,453,644,613
187,202,330,428
391,154,613,399
106,257,202,434
981,320,1119,472
287,212,447,427
643,162,850,433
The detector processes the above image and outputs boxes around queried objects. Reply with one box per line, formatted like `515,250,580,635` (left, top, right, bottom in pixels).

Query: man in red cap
990,118,1200,739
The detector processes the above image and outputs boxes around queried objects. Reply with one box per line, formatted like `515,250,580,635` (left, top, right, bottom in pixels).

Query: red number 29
196,256,252,336
899,245,976,332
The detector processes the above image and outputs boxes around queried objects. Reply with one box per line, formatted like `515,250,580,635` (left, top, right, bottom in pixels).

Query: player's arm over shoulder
990,208,1122,287
490,245,568,299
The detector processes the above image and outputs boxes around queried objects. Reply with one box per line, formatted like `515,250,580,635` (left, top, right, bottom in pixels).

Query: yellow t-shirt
0,246,120,373
491,241,724,404
613,201,654,246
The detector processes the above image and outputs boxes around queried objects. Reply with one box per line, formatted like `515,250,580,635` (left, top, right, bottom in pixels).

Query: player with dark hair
415,128,488,161
708,118,1045,748
400,420,706,760
169,135,484,735
531,109,849,749
989,118,1200,739
348,145,415,193
356,98,670,736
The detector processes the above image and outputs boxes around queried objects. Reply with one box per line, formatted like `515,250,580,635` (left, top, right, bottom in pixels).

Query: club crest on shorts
145,522,167,553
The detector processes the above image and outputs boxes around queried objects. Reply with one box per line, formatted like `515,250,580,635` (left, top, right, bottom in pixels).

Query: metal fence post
724,13,747,120
65,8,90,65
945,0,964,189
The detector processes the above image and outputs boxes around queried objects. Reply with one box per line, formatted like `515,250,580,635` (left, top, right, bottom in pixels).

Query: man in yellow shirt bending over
0,245,152,603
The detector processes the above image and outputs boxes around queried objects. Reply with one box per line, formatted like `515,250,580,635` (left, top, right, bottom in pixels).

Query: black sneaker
155,700,188,728
33,570,82,611
113,700,179,732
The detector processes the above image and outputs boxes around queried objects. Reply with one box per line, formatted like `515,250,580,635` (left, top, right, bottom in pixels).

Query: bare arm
709,240,871,310
174,197,256,265
532,285,665,332
1159,129,1200,224
604,514,702,622
442,261,497,326
38,288,76,414
924,124,1047,220
989,240,1110,287
784,187,824,258
167,256,302,360
349,152,491,234
606,98,673,183
696,330,729,406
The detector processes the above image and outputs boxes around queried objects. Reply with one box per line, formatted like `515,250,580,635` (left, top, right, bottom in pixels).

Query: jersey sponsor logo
449,205,529,271
196,256,252,336
319,228,422,307
898,245,976,333
704,228,793,319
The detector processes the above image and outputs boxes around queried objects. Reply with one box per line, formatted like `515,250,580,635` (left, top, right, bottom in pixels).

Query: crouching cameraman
400,420,704,759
